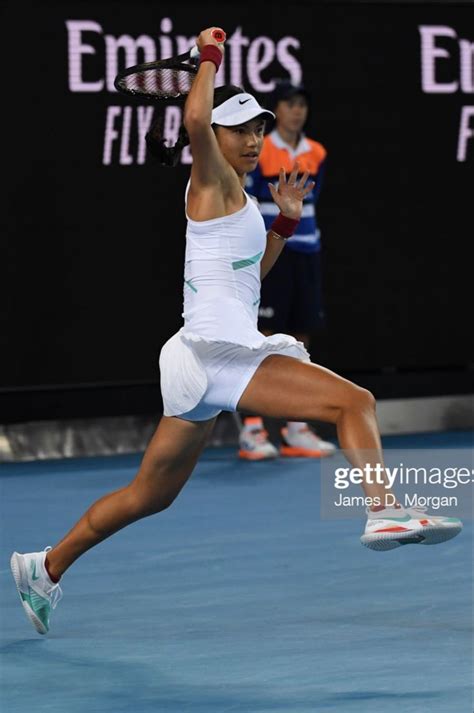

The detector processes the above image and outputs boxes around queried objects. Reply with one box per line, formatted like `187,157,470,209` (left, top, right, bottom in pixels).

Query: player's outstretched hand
268,161,315,220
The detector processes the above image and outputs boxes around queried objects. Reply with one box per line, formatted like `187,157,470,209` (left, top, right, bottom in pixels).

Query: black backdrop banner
3,1,473,391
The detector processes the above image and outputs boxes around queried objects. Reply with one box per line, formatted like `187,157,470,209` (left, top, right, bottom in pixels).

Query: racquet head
114,49,199,100
114,29,226,100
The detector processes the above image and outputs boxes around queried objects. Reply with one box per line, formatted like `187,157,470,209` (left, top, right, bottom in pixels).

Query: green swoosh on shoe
31,561,40,581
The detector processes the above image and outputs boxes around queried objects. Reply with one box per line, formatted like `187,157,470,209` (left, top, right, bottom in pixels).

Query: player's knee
356,386,376,413
345,384,376,414
156,493,177,513
143,494,176,517
129,484,177,518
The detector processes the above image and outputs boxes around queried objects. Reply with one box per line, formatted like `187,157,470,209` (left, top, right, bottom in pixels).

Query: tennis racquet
114,29,226,100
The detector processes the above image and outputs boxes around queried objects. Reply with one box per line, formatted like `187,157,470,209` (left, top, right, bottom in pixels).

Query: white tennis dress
159,180,311,421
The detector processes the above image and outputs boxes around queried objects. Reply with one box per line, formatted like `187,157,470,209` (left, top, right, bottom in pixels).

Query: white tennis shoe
10,546,63,634
238,423,279,460
361,506,463,551
280,424,336,458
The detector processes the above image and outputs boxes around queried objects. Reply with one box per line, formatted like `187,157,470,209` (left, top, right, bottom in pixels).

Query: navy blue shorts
258,248,325,333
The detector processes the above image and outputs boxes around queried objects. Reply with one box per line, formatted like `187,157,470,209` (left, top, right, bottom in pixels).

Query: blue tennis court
1,430,472,713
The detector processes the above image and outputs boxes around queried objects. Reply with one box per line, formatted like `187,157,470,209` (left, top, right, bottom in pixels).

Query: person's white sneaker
10,546,63,634
238,420,279,461
280,424,336,458
361,506,463,551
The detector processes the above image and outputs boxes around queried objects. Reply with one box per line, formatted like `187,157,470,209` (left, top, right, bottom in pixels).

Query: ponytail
145,110,190,167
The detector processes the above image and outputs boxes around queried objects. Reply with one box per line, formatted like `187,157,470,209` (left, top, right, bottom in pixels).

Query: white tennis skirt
159,327,311,421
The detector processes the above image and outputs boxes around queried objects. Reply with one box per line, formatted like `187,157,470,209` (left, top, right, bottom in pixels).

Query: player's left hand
268,161,315,220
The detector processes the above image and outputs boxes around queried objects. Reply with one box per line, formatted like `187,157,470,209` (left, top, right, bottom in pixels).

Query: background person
239,80,335,460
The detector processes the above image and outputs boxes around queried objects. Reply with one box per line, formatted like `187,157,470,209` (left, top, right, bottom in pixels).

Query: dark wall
2,1,473,420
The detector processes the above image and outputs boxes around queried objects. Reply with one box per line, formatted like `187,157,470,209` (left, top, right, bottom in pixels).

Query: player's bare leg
238,354,386,496
10,415,216,633
45,415,216,578
238,354,462,549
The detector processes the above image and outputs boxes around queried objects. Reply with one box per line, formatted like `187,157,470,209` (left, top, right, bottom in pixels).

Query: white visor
211,93,275,126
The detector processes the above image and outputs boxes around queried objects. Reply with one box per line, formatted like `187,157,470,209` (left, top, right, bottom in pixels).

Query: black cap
271,80,310,110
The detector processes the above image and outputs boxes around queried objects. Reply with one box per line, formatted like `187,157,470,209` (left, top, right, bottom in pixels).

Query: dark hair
146,85,245,167
271,79,310,112
270,79,311,133
213,84,245,107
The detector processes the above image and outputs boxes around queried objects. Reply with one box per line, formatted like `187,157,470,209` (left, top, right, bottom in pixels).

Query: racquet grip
191,29,226,59
211,29,226,43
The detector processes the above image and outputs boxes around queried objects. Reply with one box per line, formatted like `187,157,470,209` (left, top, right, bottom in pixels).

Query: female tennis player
11,26,462,635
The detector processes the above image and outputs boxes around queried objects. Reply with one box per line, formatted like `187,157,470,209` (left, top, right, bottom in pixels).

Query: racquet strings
117,65,196,99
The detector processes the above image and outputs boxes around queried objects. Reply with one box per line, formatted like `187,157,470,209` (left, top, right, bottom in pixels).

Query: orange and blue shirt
245,129,327,254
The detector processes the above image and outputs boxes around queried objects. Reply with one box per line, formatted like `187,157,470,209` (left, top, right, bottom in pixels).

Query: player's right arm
183,28,232,191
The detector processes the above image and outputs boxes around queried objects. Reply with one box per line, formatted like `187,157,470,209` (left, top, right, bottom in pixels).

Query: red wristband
199,44,223,71
270,213,300,238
